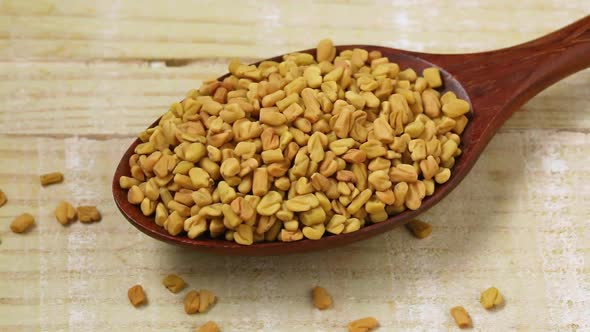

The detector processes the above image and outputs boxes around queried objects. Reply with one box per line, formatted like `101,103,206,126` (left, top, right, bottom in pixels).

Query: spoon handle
424,15,590,136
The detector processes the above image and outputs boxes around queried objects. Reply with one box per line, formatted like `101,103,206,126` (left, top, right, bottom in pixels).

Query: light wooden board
0,1,589,331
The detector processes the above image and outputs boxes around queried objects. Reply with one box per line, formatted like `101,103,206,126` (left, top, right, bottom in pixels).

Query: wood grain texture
1,1,589,331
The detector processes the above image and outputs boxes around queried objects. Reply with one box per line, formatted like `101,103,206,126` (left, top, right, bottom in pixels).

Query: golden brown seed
312,286,333,310
405,219,432,239
184,290,201,314
127,185,145,204
119,176,140,189
423,67,442,88
77,206,101,223
348,317,379,332
280,229,304,242
128,285,147,307
435,167,451,184
256,191,283,216
55,201,77,225
196,321,220,332
162,274,186,293
450,306,472,329
285,193,320,212
0,189,6,207
198,289,217,313
480,286,504,309
10,213,35,233
442,99,470,117
252,168,269,196
40,172,64,186
164,211,185,236
234,224,254,245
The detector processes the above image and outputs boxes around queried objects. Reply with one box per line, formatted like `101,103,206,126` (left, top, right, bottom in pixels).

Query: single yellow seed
405,219,432,239
312,286,332,310
128,284,147,307
0,189,6,207
184,290,200,314
423,67,442,88
348,317,379,332
442,98,470,117
196,321,220,332
450,306,472,329
127,185,144,204
77,206,101,223
162,274,186,293
10,213,35,233
55,201,77,225
480,286,504,309
40,172,64,186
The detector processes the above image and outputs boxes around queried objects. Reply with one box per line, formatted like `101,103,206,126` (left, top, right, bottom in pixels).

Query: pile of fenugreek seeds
120,39,469,245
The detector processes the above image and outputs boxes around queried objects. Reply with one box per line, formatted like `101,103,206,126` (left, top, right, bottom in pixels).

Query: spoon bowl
113,16,589,255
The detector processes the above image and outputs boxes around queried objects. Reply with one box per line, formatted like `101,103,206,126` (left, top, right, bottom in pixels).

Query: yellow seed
184,290,200,314
286,193,320,212
119,176,140,189
40,172,64,186
423,67,442,88
405,219,432,239
441,91,457,105
197,321,220,332
346,189,372,214
312,286,332,310
127,185,144,204
435,168,451,184
480,287,504,309
55,201,77,225
442,98,470,117
10,213,35,233
450,306,472,329
303,223,325,240
162,274,186,293
316,39,336,62
234,224,254,245
0,189,6,207
256,191,283,216
348,317,379,332
198,289,217,313
77,206,101,223
128,284,147,307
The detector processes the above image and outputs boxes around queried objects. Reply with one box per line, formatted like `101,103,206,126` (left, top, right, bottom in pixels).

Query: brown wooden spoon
113,16,590,255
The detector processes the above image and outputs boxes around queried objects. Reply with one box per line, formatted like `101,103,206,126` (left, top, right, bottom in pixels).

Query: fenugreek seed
348,317,379,332
435,167,451,184
442,98,470,117
234,224,254,245
0,189,6,207
405,219,432,239
480,287,504,309
450,306,472,329
127,185,144,204
423,67,442,88
256,191,283,216
198,289,217,313
184,290,201,314
119,176,140,189
128,285,147,307
77,206,101,223
55,201,77,225
312,286,332,310
10,213,35,233
40,172,64,186
196,321,220,332
162,274,186,293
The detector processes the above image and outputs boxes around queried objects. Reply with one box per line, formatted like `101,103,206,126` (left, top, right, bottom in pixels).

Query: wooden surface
1,1,589,331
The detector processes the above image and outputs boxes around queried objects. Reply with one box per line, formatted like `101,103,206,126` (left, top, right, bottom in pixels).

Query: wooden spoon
113,16,590,255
